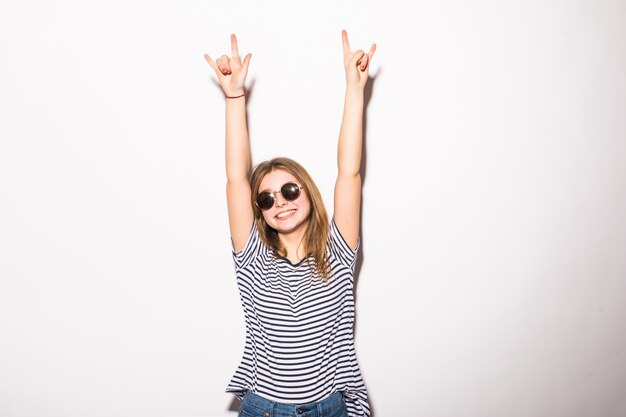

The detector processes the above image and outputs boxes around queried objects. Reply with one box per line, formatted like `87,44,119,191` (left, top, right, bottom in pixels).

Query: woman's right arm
205,34,254,252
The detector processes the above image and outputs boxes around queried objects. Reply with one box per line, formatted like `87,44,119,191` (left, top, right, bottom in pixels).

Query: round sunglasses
256,182,303,210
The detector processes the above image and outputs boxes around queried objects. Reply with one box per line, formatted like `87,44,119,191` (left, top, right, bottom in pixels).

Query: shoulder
327,216,360,268
232,222,267,270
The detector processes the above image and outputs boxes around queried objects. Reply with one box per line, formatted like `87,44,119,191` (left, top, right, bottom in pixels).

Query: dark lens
256,192,275,210
281,183,301,201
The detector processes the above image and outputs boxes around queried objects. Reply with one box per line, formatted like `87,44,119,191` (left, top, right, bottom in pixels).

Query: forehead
259,169,298,191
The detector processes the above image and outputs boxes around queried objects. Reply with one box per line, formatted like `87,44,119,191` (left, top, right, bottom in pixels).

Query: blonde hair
249,157,331,281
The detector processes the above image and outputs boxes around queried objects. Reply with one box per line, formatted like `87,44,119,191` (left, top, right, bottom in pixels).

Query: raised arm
334,30,376,250
205,34,254,252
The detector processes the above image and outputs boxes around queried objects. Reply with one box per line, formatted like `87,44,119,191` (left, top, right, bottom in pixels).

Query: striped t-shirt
226,218,369,417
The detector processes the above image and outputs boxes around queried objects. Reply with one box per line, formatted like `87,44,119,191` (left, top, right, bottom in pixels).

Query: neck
278,224,307,262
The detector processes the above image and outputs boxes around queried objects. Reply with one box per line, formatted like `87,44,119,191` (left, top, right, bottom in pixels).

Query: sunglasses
256,182,303,210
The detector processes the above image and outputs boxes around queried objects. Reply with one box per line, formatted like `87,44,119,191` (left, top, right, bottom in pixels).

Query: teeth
276,209,295,218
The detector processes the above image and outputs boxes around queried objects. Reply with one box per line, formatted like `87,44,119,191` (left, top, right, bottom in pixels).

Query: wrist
345,84,364,95
224,88,245,98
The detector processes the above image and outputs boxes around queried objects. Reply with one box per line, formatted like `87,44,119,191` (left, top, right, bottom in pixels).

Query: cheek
300,196,312,216
261,210,274,224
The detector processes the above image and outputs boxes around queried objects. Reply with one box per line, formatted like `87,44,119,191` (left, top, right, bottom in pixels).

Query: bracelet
225,91,246,99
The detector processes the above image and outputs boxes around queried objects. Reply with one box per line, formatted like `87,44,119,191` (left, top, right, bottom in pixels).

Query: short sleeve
231,222,263,270
328,217,360,270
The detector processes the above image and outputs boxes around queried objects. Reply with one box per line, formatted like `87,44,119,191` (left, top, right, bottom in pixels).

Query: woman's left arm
334,30,376,250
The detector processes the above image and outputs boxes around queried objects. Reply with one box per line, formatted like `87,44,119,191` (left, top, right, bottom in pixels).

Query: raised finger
204,53,218,71
241,53,252,75
341,29,351,57
230,33,240,58
368,43,377,61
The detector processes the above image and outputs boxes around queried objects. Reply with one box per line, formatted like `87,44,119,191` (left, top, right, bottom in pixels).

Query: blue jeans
238,391,348,417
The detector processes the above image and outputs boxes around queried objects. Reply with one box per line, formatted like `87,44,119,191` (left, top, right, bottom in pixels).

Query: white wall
1,1,625,416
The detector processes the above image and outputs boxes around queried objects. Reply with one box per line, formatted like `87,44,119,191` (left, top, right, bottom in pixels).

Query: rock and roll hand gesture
204,34,252,97
342,29,376,88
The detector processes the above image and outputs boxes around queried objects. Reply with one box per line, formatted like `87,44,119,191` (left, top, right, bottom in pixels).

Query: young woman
204,30,375,417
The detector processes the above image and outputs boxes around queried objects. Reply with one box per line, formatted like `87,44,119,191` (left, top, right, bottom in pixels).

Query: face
257,169,311,236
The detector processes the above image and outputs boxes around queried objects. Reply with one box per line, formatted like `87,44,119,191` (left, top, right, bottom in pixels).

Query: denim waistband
240,391,344,417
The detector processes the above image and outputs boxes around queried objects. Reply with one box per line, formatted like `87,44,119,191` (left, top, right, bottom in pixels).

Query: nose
274,191,288,207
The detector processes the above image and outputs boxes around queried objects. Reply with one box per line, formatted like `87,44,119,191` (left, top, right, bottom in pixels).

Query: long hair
249,157,331,281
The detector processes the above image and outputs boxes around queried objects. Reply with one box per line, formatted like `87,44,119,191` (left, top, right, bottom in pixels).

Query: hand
204,34,252,96
342,30,376,88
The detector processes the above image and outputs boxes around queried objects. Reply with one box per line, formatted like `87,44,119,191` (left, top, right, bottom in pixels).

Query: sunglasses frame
255,182,303,210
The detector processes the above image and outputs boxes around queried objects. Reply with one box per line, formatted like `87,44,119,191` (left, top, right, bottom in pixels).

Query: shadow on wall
354,70,378,417
354,71,378,323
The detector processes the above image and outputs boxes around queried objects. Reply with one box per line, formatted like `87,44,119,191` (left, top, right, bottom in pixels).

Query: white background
1,1,625,416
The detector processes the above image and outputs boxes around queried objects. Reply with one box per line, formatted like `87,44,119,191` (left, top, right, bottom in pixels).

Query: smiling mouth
276,209,296,219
